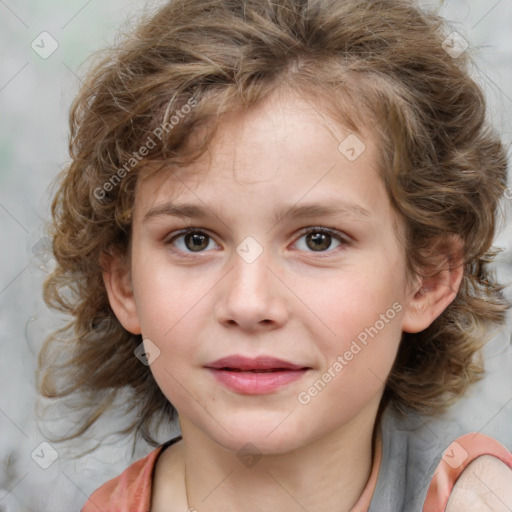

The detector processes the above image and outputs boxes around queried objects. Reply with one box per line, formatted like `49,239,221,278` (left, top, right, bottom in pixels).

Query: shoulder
423,433,512,512
445,455,512,511
80,445,164,512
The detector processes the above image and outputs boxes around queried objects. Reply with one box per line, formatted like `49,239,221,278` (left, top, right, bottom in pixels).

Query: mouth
204,355,311,394
213,367,305,373
204,355,310,372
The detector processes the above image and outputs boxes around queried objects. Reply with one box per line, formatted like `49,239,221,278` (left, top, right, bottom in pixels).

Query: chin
208,419,309,456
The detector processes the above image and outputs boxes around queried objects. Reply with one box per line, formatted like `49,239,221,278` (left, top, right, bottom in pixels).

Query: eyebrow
143,198,372,226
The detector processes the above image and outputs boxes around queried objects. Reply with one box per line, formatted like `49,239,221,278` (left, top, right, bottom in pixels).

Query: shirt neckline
152,427,382,512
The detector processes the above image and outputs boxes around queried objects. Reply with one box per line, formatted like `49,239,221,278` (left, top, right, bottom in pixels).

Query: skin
103,87,464,512
445,456,512,512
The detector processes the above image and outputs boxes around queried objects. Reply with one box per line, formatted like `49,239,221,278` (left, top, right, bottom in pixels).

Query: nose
214,247,289,332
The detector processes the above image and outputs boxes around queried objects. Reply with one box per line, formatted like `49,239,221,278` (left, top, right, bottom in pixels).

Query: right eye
165,228,220,256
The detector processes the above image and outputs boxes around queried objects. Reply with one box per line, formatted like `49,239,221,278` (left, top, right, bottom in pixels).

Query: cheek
301,261,405,340
297,312,403,427
132,251,209,339
320,308,403,386
133,257,220,353
298,253,407,386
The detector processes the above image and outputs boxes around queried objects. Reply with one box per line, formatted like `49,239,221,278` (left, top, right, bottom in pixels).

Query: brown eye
295,227,347,253
166,229,217,255
183,232,209,252
305,231,332,251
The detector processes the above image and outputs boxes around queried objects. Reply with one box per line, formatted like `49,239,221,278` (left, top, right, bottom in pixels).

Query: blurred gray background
0,0,511,510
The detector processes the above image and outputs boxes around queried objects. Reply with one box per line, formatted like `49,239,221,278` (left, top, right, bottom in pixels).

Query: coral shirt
81,430,512,512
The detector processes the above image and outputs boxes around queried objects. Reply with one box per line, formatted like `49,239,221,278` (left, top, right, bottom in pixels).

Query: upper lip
205,355,309,371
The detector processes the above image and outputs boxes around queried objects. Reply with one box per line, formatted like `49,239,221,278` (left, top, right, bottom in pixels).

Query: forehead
133,89,388,224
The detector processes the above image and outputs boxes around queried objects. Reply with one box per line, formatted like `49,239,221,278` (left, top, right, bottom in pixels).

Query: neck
180,405,382,512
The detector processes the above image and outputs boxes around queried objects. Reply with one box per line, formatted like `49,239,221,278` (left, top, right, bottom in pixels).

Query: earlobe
401,237,464,334
100,250,142,335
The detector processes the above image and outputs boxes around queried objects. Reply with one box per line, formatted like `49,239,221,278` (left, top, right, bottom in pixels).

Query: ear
100,249,142,335
401,235,464,333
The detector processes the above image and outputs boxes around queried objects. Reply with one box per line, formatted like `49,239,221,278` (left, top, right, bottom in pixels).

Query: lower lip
206,368,309,394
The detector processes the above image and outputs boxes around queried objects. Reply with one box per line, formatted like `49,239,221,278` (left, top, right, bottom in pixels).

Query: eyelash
164,226,350,258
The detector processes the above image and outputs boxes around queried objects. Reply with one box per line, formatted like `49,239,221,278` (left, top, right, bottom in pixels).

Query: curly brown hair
38,0,510,447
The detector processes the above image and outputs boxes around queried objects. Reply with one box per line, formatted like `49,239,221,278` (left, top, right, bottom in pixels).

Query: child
38,0,512,510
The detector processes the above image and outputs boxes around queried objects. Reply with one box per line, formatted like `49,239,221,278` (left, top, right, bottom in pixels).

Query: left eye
294,227,346,253
165,227,347,255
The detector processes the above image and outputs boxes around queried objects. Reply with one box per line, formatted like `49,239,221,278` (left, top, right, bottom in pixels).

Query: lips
204,355,311,394
204,355,309,372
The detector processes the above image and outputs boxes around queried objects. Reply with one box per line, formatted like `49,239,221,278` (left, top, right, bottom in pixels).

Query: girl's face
114,89,428,453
